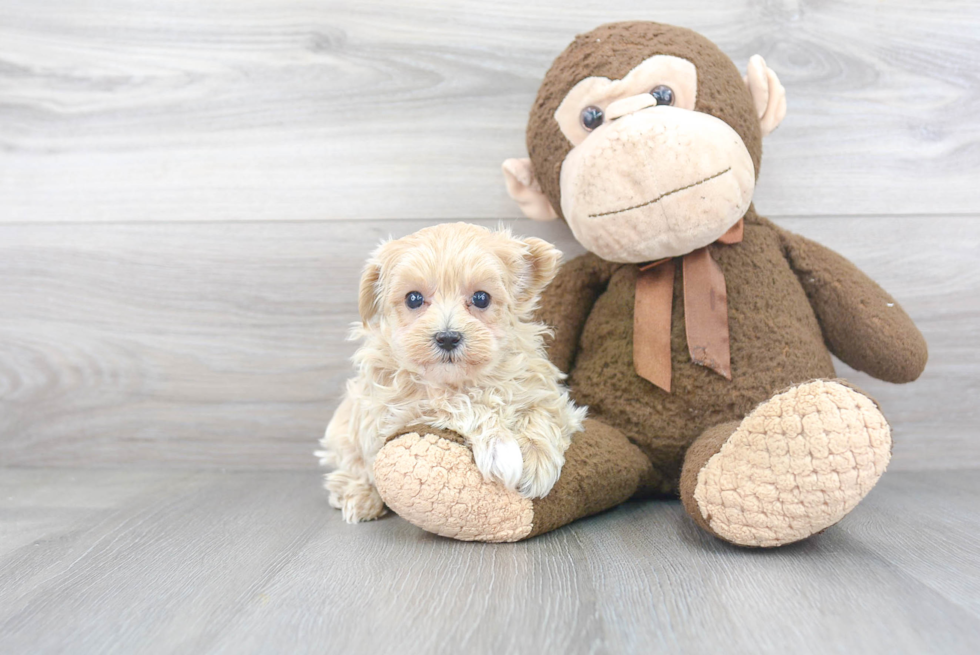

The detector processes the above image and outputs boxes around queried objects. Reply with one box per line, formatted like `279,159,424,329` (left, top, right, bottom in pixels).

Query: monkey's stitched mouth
588,167,732,218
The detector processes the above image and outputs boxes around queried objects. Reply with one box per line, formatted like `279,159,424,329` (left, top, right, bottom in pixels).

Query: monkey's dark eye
650,85,674,106
405,291,424,309
471,291,491,309
580,106,604,131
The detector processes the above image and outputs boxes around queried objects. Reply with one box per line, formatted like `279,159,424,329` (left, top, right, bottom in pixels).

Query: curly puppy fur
317,222,587,523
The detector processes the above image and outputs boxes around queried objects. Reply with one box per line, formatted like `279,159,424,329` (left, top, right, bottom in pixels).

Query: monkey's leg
372,419,655,542
679,379,892,547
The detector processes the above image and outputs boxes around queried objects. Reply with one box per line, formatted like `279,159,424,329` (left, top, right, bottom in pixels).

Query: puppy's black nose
434,330,463,352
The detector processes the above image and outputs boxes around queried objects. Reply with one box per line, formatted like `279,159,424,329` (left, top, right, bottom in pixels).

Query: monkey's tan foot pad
690,380,891,548
373,430,534,543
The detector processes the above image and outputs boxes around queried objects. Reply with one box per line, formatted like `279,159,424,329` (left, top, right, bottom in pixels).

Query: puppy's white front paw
519,445,564,499
472,433,524,491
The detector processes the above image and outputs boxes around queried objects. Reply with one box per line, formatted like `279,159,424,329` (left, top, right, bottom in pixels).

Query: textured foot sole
693,380,891,547
374,432,533,542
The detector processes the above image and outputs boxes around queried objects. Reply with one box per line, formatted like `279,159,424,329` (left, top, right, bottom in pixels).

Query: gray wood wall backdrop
1,0,978,470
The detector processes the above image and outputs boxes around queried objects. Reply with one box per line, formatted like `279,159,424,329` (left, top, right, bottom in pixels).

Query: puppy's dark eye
471,291,491,309
580,105,604,131
405,291,424,309
650,85,674,106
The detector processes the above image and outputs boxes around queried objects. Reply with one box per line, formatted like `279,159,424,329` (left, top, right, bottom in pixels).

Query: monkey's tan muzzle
559,105,755,264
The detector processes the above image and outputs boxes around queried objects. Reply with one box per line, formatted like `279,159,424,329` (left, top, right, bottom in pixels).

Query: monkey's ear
516,237,562,304
357,259,383,326
502,158,559,221
744,55,787,137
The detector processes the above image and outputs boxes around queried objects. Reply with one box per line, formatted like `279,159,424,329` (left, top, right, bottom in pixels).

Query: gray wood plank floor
1,0,978,222
1,468,978,654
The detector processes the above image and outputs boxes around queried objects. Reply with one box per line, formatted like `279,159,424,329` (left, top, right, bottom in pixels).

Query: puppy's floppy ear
359,237,408,325
515,237,562,303
358,259,383,326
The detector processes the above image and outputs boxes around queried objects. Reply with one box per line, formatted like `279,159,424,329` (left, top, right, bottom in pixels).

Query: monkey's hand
535,252,621,374
779,227,927,383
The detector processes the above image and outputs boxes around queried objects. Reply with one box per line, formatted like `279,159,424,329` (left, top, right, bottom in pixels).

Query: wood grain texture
1,216,976,470
1,0,978,222
1,468,978,654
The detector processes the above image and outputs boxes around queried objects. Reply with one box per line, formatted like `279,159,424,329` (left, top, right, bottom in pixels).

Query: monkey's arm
535,252,620,374
778,228,927,383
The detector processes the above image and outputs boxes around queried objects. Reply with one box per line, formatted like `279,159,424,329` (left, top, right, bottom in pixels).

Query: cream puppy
317,223,586,523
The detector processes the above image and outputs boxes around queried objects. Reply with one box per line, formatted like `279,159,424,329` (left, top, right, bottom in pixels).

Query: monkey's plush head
503,22,786,263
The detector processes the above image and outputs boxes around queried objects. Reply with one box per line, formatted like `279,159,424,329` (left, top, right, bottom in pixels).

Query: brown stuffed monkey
372,22,927,547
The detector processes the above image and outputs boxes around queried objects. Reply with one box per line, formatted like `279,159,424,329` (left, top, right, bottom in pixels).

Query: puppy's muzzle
434,330,463,353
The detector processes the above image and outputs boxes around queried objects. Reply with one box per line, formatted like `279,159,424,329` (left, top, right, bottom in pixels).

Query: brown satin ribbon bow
633,218,744,392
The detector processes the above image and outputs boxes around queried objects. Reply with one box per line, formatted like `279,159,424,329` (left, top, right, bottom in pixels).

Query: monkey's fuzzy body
543,208,926,494
370,22,927,546
546,210,832,495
